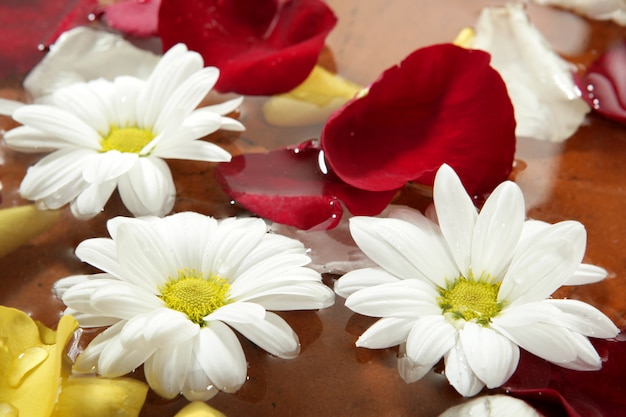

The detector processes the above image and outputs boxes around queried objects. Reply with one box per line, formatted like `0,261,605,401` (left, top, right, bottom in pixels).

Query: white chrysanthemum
3,44,244,219
334,164,618,397
54,212,335,400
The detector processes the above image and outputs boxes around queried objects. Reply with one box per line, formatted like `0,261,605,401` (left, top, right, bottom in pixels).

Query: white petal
433,164,478,275
195,321,247,392
70,179,118,219
239,282,335,310
405,316,457,366
226,311,300,359
75,237,126,279
154,66,220,133
531,0,626,30
144,342,193,399
111,76,144,127
182,352,219,401
19,148,93,203
356,317,415,349
566,263,608,285
205,302,266,324
161,212,218,269
472,3,590,142
117,157,175,217
444,339,485,397
52,81,111,133
460,323,519,388
545,299,618,338
120,308,198,348
153,139,231,162
499,236,578,305
89,281,165,319
439,394,542,417
345,280,441,318
74,321,126,373
53,274,91,298
64,308,119,328
3,126,73,152
11,105,101,149
82,151,138,184
496,322,578,364
349,216,458,287
492,301,561,328
202,96,243,116
471,181,525,280
0,97,24,115
98,334,156,377
202,217,267,280
334,267,401,298
557,332,602,371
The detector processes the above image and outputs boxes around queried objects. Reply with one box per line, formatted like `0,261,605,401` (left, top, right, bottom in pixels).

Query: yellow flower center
438,275,503,326
159,269,231,326
100,126,155,154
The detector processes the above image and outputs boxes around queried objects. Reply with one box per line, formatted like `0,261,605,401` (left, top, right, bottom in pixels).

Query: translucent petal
202,96,243,116
545,299,618,338
70,179,118,219
397,354,433,383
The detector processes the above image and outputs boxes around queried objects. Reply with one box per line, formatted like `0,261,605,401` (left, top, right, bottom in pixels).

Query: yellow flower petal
52,377,148,417
453,27,476,48
262,64,363,126
0,205,60,258
0,306,77,417
174,402,226,417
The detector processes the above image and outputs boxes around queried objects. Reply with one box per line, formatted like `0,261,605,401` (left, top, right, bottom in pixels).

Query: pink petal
577,40,626,124
158,0,337,95
321,43,516,198
214,140,397,230
102,0,160,38
0,0,97,78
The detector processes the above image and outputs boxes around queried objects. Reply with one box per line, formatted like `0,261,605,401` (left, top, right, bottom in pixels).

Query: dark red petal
158,0,337,95
577,40,626,124
505,332,626,417
102,0,160,38
0,0,97,79
321,43,516,197
214,141,396,230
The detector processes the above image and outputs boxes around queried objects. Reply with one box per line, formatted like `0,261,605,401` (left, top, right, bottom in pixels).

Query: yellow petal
0,307,78,417
52,377,148,417
0,205,60,258
262,64,363,126
453,27,476,48
174,402,226,417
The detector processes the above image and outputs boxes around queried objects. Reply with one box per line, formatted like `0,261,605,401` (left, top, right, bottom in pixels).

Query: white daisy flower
3,43,244,219
54,212,335,400
334,164,618,397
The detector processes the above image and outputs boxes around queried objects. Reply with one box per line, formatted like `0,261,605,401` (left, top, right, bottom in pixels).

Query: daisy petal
3,126,73,152
98,335,156,377
205,302,266,324
346,281,440,318
152,139,231,162
566,263,608,285
460,322,519,388
74,321,126,374
356,317,415,349
196,321,247,393
405,315,456,366
498,322,578,365
226,311,300,359
144,342,193,399
471,181,525,280
82,151,138,184
117,157,176,217
545,299,618,338
334,267,401,298
397,354,434,384
444,339,486,397
70,180,118,219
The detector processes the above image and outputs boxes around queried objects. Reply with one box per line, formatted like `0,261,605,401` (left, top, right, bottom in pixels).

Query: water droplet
9,346,49,387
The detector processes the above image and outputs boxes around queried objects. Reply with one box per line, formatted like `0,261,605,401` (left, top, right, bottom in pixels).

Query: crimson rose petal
214,141,397,230
0,0,97,79
505,333,626,417
158,0,337,95
578,40,626,124
321,43,516,197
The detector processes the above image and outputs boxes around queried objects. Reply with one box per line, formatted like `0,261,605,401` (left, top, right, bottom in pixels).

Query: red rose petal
102,0,160,38
214,141,397,230
578,40,626,124
505,333,626,417
158,0,337,95
0,0,97,79
321,43,516,198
